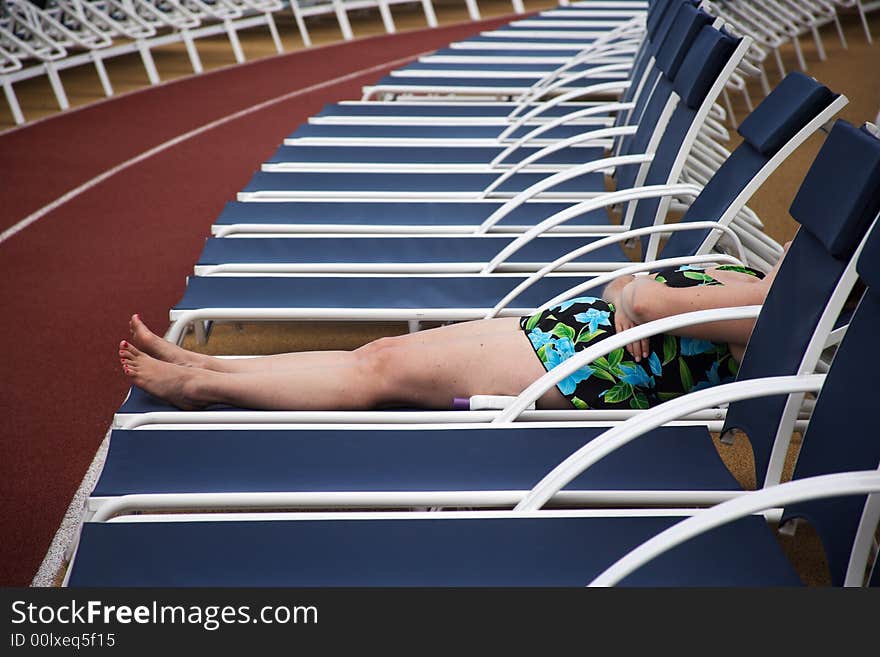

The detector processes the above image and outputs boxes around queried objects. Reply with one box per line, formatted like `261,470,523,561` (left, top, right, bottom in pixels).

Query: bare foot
120,342,210,411
129,314,206,368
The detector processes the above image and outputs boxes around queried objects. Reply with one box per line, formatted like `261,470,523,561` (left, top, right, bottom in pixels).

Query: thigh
387,317,570,409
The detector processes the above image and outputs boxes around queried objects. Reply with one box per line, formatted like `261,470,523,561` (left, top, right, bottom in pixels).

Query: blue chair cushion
213,200,614,229
791,120,880,260
68,515,802,587
94,426,740,497
737,72,835,155
196,236,626,267
646,0,677,39
173,275,589,312
653,3,712,80
672,26,738,109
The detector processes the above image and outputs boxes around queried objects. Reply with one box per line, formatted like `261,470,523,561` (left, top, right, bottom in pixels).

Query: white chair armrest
474,155,657,232
590,469,880,587
512,373,824,511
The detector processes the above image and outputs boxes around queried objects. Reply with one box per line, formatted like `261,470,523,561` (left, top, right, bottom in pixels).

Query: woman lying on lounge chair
120,252,787,412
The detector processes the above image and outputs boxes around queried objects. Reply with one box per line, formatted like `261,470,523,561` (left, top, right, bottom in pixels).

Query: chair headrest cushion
649,0,701,41
654,3,713,80
646,0,680,40
792,120,880,262
671,26,738,110
645,0,683,39
737,72,836,156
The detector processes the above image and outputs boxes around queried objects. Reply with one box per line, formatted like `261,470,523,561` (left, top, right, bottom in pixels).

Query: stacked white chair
0,0,285,125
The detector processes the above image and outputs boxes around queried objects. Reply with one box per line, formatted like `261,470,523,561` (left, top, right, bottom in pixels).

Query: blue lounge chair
197,73,842,276
67,212,880,585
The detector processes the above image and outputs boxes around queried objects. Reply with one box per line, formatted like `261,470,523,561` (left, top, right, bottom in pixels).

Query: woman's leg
120,317,569,411
128,313,542,375
127,314,355,373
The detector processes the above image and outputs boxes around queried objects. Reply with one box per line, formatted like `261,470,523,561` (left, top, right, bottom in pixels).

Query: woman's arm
618,276,770,346
615,240,791,347
601,241,790,357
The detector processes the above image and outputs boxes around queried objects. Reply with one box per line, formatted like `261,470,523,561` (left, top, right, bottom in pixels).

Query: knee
353,336,404,402
355,336,401,374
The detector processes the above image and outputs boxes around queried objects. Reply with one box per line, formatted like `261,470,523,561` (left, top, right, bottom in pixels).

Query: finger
618,321,636,357
629,340,641,362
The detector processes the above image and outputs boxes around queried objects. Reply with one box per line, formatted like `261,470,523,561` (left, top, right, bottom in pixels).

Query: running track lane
0,14,518,586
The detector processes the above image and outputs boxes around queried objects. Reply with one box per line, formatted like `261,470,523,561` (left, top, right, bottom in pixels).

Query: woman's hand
614,305,649,363
601,274,635,308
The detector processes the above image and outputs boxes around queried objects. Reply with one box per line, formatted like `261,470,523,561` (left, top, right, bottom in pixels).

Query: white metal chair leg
464,0,481,21
721,88,736,128
421,0,437,28
45,62,69,110
740,85,753,113
225,20,246,64
2,78,24,125
91,52,113,97
194,320,209,345
333,0,354,40
137,40,161,84
181,31,203,74
377,0,396,33
858,2,873,42
833,12,848,48
757,62,771,96
290,1,312,47
773,47,786,78
512,0,526,13
792,34,807,70
265,12,283,54
811,25,827,61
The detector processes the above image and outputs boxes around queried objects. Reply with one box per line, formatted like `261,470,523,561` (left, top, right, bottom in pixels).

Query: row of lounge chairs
2,0,876,127
64,0,880,586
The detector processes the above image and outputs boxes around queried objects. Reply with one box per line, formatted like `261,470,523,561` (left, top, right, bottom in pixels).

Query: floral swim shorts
520,293,739,410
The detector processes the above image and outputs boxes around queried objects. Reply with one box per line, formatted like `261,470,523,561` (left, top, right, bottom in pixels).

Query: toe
121,341,141,358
